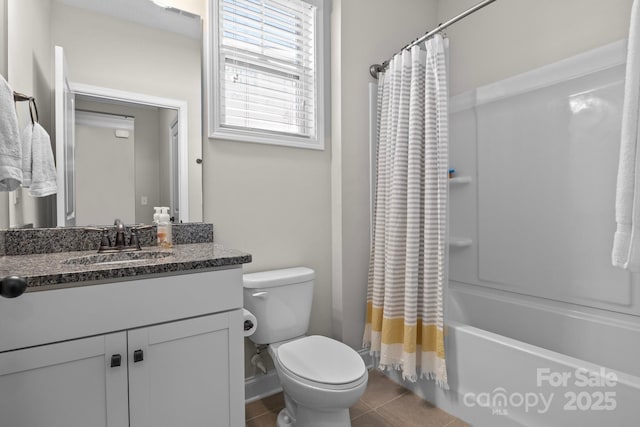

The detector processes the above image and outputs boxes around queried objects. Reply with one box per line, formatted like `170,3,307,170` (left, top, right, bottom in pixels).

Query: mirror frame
63,82,190,224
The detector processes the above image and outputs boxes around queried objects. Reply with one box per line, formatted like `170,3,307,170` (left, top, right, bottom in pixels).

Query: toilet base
276,409,294,427
277,394,352,427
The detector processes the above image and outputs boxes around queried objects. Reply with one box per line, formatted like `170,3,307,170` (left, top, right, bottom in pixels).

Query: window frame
208,0,326,150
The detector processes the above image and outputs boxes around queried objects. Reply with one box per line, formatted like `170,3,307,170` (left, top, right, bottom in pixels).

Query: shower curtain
364,35,449,387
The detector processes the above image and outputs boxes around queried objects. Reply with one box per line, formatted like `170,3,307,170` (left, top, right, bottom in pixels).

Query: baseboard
244,347,375,403
244,370,282,404
358,347,375,369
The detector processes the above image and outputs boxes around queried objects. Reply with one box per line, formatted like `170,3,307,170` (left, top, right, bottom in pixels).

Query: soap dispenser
157,207,172,248
153,207,162,225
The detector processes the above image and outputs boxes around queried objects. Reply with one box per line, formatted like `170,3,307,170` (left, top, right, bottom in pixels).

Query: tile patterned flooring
246,369,470,427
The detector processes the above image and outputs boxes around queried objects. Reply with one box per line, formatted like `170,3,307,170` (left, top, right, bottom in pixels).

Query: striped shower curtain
364,35,449,387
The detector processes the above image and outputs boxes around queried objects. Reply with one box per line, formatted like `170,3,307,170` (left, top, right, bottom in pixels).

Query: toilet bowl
243,267,368,427
269,336,368,426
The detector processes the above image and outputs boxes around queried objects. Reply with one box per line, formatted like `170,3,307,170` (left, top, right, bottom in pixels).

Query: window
209,0,325,149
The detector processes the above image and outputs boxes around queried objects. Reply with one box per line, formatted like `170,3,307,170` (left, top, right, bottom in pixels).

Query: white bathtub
385,282,640,426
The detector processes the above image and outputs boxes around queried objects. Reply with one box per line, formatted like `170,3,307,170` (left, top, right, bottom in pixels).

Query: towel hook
28,98,39,124
12,91,38,125
13,91,31,102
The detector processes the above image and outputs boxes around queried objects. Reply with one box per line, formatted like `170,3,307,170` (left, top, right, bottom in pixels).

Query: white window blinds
218,0,317,139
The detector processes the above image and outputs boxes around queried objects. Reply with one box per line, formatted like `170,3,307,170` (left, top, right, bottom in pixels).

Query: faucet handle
100,229,112,248
83,226,107,232
129,224,154,250
129,228,141,250
83,226,112,251
131,224,154,231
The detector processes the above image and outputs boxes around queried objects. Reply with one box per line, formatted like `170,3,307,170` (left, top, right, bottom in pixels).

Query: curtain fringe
365,347,449,390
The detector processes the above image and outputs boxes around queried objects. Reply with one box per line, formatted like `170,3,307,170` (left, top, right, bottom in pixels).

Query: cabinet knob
0,276,27,298
133,349,144,363
110,354,122,368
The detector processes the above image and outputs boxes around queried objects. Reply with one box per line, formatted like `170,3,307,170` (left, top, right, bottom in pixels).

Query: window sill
209,127,325,151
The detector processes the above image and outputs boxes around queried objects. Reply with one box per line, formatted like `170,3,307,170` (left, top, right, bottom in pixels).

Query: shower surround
386,40,640,426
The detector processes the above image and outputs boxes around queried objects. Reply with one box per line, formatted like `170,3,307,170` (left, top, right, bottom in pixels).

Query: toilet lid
277,335,366,385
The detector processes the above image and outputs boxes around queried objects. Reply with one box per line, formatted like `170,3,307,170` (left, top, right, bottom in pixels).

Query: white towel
21,122,33,187
26,122,57,197
613,0,640,270
0,75,22,191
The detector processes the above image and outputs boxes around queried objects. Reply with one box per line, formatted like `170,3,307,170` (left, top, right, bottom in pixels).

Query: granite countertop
0,243,252,291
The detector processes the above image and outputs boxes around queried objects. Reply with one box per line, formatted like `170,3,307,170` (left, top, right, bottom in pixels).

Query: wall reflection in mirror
74,97,180,225
4,0,204,229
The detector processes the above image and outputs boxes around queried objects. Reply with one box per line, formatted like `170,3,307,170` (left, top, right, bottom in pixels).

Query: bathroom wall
74,99,167,225
331,0,439,348
204,1,334,377
50,2,203,222
219,0,441,376
438,0,634,96
75,120,136,225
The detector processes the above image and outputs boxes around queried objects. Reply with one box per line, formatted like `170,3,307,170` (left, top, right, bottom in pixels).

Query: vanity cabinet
128,311,242,427
0,332,128,427
0,268,245,427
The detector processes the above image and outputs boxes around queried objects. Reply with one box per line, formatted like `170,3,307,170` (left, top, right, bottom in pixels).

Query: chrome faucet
113,219,127,248
86,220,153,253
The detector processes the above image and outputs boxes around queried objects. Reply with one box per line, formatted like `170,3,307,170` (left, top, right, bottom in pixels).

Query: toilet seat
274,335,367,388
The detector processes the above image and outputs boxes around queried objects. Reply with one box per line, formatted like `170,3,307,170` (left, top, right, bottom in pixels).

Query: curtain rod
369,0,498,79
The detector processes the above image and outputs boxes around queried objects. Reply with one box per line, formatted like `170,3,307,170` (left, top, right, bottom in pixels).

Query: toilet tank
243,267,315,345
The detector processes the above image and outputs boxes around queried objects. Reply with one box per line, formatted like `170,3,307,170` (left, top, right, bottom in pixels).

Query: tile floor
245,369,470,427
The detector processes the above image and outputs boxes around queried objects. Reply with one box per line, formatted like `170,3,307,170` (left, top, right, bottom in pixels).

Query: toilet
243,267,368,427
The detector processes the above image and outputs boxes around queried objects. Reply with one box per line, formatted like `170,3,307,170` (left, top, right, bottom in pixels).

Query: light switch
141,196,148,206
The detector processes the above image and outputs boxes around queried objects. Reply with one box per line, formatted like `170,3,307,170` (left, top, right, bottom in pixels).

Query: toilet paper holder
242,308,257,337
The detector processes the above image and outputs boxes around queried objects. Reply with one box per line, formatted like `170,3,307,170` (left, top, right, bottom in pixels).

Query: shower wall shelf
450,237,472,248
449,176,472,185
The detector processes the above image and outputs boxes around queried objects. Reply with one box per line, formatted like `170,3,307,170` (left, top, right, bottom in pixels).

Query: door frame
169,117,180,222
69,83,190,223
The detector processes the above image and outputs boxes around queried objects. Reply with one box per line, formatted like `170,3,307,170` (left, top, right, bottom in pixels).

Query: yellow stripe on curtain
367,302,445,358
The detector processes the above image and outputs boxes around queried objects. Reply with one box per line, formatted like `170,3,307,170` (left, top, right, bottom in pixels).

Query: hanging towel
21,122,33,187
0,75,22,191
26,122,57,197
613,0,640,270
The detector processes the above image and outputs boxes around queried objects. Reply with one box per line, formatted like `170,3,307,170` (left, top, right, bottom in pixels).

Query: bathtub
384,282,640,426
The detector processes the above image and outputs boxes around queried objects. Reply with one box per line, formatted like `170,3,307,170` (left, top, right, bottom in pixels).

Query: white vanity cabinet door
0,332,129,427
128,309,244,427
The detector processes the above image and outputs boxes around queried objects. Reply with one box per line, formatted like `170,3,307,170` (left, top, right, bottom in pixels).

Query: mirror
73,94,183,225
4,0,204,228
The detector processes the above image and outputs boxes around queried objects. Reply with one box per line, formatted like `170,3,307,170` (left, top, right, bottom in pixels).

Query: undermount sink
63,250,174,266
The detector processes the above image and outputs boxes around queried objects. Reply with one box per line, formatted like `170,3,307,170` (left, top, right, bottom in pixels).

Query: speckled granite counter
0,223,216,255
0,243,251,291
0,224,252,291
